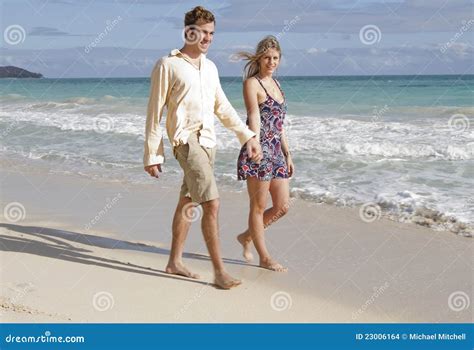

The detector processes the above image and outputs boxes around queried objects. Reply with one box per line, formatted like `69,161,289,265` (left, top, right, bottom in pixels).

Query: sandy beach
0,156,472,323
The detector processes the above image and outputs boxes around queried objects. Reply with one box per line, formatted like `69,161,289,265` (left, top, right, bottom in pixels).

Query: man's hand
246,137,263,163
144,164,162,178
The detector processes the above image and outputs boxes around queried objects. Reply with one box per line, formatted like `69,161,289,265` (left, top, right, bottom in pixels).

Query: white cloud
1,43,472,77
448,42,472,58
307,48,328,55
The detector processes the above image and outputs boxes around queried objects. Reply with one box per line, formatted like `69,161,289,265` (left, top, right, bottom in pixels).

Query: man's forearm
143,59,168,167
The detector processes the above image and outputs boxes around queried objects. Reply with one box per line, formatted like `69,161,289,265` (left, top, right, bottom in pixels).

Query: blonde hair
237,35,281,80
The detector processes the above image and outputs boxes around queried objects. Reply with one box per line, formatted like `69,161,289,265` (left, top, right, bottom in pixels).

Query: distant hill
0,66,43,78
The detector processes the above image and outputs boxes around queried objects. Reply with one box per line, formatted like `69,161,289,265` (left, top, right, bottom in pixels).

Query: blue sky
1,0,473,77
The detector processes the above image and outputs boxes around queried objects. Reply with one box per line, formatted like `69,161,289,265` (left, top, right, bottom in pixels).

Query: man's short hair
184,6,215,26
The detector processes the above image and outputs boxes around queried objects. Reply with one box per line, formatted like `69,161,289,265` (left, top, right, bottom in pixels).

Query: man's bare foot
214,271,242,289
165,262,200,279
260,258,288,272
237,232,254,262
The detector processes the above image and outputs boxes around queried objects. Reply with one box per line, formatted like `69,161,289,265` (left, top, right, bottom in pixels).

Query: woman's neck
257,72,273,81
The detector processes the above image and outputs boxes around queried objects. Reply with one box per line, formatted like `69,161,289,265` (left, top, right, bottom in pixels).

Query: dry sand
0,157,472,323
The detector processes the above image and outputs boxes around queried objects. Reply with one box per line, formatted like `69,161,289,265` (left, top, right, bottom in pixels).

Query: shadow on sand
0,223,247,287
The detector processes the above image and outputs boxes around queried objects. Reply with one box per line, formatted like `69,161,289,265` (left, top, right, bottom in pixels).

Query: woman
236,36,294,272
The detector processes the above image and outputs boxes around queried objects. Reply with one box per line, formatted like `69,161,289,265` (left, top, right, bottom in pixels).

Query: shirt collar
170,49,205,67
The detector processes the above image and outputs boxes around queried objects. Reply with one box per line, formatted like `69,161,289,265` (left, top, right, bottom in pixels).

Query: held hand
286,156,295,178
144,164,162,178
246,137,263,164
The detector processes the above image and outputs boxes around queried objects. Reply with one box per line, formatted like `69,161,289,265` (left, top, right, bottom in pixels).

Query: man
143,6,262,289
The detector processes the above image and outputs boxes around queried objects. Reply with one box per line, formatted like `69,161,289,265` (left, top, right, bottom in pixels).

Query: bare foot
260,258,288,272
214,271,242,289
165,262,200,279
237,232,254,262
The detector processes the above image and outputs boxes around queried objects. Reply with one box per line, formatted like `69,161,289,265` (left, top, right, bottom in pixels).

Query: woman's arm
281,128,290,157
281,128,294,177
243,78,261,142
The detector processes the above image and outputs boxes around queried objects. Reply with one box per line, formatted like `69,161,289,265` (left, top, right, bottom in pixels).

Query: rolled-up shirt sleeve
214,79,255,146
143,59,169,166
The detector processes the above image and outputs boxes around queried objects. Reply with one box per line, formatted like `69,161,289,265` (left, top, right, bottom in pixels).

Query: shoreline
0,152,471,237
0,156,472,323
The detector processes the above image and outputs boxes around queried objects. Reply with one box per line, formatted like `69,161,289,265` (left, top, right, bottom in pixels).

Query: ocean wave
336,142,474,160
0,110,147,136
216,114,474,160
287,187,472,236
1,141,472,235
62,95,141,104
1,94,146,110
1,93,26,100
1,109,472,160
63,96,97,104
0,146,140,169
217,173,473,235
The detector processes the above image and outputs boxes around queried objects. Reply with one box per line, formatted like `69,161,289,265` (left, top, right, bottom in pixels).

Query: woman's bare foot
165,262,200,279
260,258,288,272
237,232,254,262
214,270,242,289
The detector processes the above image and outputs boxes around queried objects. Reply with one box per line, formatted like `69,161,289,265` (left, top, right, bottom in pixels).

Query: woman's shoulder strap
254,76,269,95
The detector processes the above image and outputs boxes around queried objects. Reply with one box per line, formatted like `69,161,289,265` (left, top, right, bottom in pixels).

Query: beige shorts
173,132,219,204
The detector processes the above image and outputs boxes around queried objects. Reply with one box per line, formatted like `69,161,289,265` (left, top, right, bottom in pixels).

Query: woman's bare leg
241,177,288,271
260,178,289,271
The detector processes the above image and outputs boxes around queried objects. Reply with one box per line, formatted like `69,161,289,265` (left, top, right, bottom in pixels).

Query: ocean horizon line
1,73,473,80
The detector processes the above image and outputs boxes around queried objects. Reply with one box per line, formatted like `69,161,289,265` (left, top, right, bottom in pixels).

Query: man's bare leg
201,198,242,289
165,196,200,279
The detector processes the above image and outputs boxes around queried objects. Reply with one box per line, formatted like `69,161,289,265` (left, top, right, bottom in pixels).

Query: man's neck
180,45,202,60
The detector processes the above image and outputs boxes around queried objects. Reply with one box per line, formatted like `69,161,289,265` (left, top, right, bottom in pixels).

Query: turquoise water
224,75,474,117
0,75,473,234
1,75,472,115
